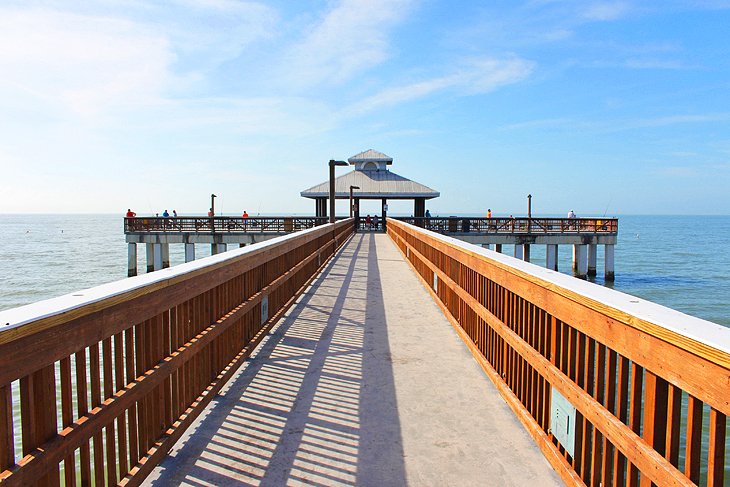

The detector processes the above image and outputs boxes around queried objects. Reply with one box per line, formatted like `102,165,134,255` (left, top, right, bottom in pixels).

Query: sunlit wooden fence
0,219,353,486
387,219,728,487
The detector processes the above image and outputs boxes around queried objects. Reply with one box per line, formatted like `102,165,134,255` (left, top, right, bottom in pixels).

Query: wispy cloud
582,1,632,21
347,57,535,114
282,0,415,89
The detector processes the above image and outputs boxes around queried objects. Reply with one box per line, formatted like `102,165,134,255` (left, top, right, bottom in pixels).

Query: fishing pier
1,218,727,486
0,150,727,486
125,215,617,280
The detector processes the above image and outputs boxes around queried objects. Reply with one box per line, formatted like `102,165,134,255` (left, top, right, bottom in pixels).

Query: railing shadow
145,233,406,486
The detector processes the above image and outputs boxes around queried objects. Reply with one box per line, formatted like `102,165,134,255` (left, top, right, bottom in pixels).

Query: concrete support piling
185,243,195,263
161,243,170,269
524,244,530,262
572,245,578,272
146,243,154,273
575,244,588,279
605,244,615,281
153,243,163,271
546,244,558,271
514,244,524,260
482,244,491,250
127,243,137,277
588,244,597,277
495,244,502,254
211,243,227,255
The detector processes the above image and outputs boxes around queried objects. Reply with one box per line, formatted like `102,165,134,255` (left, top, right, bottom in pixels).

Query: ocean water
0,214,729,329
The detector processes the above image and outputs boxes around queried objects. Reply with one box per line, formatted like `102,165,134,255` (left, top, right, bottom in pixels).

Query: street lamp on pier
329,159,348,223
349,185,360,218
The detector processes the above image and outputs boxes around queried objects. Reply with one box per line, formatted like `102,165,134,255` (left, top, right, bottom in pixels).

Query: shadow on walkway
146,233,406,486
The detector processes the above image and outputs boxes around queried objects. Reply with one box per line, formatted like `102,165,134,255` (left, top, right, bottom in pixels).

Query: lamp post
527,194,532,233
349,185,360,218
211,193,217,216
329,159,348,223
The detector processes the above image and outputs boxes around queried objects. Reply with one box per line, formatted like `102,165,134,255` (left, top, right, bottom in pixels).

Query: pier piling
185,243,195,263
588,244,597,277
605,244,615,281
146,243,154,273
575,244,588,279
546,244,558,271
127,243,137,277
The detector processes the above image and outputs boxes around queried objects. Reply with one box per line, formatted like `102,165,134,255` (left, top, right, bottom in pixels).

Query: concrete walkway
145,233,562,486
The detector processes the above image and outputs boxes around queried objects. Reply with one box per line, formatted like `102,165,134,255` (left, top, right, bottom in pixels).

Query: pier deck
145,233,561,486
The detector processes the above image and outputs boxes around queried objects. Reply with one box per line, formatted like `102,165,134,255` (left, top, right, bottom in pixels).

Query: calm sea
1,214,729,328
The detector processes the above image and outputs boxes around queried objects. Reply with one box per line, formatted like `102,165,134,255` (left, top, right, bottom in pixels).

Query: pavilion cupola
348,149,393,172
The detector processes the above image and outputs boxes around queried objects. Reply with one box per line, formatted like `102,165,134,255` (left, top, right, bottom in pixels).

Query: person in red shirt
242,210,249,219
126,209,136,218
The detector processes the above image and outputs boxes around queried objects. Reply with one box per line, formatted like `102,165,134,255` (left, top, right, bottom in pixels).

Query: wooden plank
114,332,129,478
683,395,702,483
102,337,118,485
59,357,76,487
707,408,726,487
89,344,105,486
0,384,14,472
75,350,91,486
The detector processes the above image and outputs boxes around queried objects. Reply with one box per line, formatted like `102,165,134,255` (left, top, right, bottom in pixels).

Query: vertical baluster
114,332,129,478
164,309,173,432
684,395,702,484
613,355,630,487
0,384,15,474
664,384,681,468
135,321,148,457
125,327,139,468
640,372,669,487
59,357,76,487
591,344,606,486
20,364,59,487
102,337,118,484
707,408,726,487
89,344,105,485
75,350,91,485
628,363,644,487
603,349,618,487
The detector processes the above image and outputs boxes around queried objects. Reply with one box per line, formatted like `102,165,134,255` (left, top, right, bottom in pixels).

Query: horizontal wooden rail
124,216,333,234
387,219,728,487
396,216,618,235
0,219,354,486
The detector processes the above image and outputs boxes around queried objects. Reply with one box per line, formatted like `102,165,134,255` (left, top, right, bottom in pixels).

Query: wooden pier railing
124,216,329,234
0,219,353,486
387,219,728,487
396,217,618,234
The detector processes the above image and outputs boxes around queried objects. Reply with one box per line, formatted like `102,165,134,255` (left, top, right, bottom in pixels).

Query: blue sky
1,0,729,216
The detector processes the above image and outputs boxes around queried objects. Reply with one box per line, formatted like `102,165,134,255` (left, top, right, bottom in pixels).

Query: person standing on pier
242,210,249,230
126,209,136,218
163,210,170,218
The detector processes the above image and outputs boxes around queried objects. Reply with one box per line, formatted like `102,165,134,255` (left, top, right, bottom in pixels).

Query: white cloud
582,2,632,21
348,57,535,114
282,0,415,89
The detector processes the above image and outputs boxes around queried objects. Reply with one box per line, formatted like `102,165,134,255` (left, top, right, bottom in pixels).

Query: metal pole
329,160,335,224
349,186,354,218
527,194,532,233
211,193,216,216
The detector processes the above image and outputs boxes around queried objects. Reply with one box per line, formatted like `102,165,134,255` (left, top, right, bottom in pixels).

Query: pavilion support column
495,244,502,254
315,197,327,220
546,244,558,271
161,243,170,269
146,243,154,273
605,244,615,281
185,243,195,263
574,244,588,279
514,244,524,260
588,244,597,277
127,243,137,277
354,197,360,230
153,243,163,271
414,198,425,226
382,198,388,231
